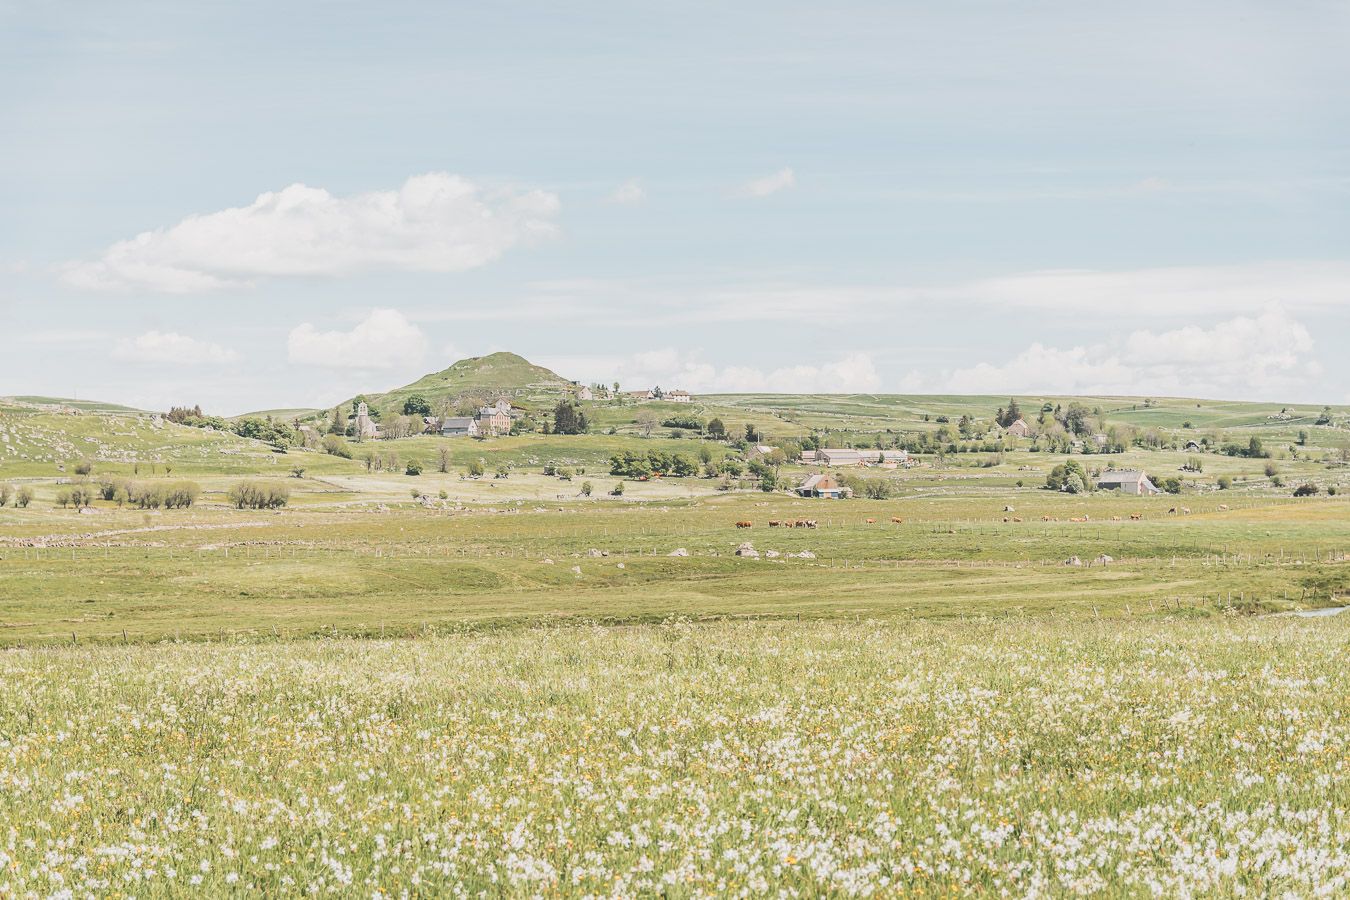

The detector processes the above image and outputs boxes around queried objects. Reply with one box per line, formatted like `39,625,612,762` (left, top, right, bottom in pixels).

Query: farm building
576,385,594,401
440,417,479,437
1184,439,1202,451
475,405,512,435
1095,470,1162,495
666,390,692,403
1005,418,1031,438
797,473,853,499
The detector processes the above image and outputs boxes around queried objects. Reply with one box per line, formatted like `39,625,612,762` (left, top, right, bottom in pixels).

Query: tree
610,481,625,496
706,418,726,440
15,486,32,508
0,484,10,507
1045,460,1087,491
1293,483,1319,497
635,410,659,437
553,401,588,435
1217,475,1233,490
437,446,452,474
466,460,485,477
402,394,432,416
744,423,758,443
291,465,306,478
405,459,422,476
1248,437,1267,459
580,481,593,497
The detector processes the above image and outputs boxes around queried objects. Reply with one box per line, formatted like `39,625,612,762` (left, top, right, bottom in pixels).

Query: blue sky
2,0,1347,413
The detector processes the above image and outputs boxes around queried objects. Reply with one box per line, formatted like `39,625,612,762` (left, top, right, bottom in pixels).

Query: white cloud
556,349,881,394
61,173,561,293
738,167,796,198
288,308,428,370
607,179,646,205
110,331,237,365
943,308,1321,400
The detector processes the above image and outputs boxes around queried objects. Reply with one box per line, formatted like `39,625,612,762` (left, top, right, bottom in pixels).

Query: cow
1012,516,1023,523
768,520,781,527
1218,504,1229,511
1168,507,1178,515
891,516,904,524
1130,513,1143,520
865,518,876,524
735,521,753,529
1181,507,1191,515
1070,516,1087,523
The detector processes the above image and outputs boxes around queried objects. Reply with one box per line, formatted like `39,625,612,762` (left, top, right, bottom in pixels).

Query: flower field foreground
2,617,1348,896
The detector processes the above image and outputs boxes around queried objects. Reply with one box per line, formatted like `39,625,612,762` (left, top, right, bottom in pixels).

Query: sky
2,0,1347,414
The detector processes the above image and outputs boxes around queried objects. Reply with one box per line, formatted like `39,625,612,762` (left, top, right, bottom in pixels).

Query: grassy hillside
5,395,148,415
339,351,580,419
0,401,363,478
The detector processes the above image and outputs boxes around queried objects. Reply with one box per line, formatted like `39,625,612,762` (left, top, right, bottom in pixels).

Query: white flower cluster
1,617,1347,895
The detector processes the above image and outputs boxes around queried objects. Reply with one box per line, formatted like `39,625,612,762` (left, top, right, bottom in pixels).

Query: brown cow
1130,513,1143,520
891,516,903,524
735,521,753,529
768,520,781,527
865,518,876,524
1012,516,1023,523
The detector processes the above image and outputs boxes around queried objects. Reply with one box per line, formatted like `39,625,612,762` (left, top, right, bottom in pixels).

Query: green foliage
1162,477,1183,494
405,460,423,476
1045,460,1087,492
323,434,354,459
14,486,32,508
553,401,590,435
580,481,593,497
609,449,698,478
226,480,290,509
1293,483,1319,497
1217,475,1233,490
706,418,726,439
466,460,485,477
402,395,432,416
0,484,10,507
661,415,703,431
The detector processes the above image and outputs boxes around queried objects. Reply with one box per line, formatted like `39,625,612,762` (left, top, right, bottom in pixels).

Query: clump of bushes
226,480,290,509
322,434,353,459
97,477,200,509
1293,483,1320,497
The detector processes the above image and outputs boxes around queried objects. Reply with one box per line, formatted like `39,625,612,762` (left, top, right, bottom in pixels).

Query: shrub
322,434,353,459
1162,478,1183,494
73,460,93,476
1217,475,1232,490
1271,476,1284,488
580,481,593,497
405,460,422,476
0,484,10,507
55,487,72,508
1264,463,1279,478
466,460,485,477
558,467,574,481
438,490,448,500
610,481,624,496
291,465,306,478
15,486,33,508
226,480,290,509
1293,483,1319,497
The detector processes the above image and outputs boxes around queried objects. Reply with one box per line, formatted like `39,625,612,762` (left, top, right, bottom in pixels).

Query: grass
3,390,1349,894
2,616,1348,895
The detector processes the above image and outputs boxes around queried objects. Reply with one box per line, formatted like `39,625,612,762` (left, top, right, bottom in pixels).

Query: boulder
1094,554,1114,566
1064,556,1083,567
668,548,689,557
764,549,780,558
570,565,582,575
541,558,554,565
735,542,759,558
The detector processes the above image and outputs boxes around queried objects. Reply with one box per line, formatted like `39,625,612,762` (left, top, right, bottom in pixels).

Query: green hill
336,352,580,419
6,395,148,415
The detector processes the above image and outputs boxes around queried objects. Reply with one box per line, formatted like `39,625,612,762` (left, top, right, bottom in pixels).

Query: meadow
2,391,1348,894
2,616,1348,896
